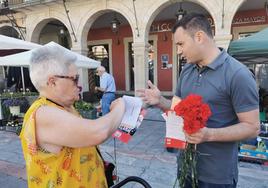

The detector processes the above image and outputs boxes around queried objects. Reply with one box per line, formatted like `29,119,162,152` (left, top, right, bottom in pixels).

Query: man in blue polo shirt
138,13,260,188
95,66,116,115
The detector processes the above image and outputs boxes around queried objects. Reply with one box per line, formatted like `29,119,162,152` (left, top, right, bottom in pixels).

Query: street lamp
59,28,65,36
111,14,120,33
176,2,186,21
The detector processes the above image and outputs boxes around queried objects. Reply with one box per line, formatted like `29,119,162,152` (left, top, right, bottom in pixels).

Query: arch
143,0,218,41
76,1,136,50
26,10,73,46
0,24,21,38
223,0,246,33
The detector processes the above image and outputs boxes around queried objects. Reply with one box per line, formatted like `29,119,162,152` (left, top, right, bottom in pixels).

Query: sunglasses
54,74,79,85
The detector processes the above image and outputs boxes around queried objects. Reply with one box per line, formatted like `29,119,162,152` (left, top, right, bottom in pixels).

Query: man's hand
185,127,210,144
136,80,161,106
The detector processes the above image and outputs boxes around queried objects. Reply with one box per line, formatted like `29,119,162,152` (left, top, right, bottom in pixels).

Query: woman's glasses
54,75,79,85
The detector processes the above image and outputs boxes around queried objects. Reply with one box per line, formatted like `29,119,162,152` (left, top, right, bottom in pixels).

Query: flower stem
178,143,198,188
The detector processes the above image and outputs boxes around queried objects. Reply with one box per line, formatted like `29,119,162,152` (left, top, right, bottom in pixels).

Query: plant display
5,119,23,135
1,97,30,117
74,100,94,111
2,98,26,107
6,119,23,127
74,100,97,119
0,90,38,99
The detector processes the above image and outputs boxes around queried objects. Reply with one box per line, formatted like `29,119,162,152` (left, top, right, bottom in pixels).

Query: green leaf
74,100,94,111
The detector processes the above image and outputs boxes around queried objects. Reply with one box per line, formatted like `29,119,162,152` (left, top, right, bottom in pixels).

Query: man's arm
95,86,105,92
156,96,172,111
35,98,125,148
137,80,181,111
157,96,182,111
186,109,260,144
186,66,260,144
95,73,108,92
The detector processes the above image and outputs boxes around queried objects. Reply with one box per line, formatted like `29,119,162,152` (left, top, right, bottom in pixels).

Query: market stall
0,34,41,55
0,35,42,92
0,39,100,133
229,28,268,163
0,40,100,91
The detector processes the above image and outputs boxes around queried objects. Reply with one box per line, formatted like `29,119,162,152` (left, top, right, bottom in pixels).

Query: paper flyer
164,96,186,149
164,111,186,149
170,96,181,110
112,95,146,143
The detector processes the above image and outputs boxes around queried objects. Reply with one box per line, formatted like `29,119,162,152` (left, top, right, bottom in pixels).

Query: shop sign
232,16,266,25
150,18,214,33
161,54,169,69
150,23,173,33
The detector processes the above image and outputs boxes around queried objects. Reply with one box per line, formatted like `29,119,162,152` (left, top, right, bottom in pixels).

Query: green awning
228,27,268,64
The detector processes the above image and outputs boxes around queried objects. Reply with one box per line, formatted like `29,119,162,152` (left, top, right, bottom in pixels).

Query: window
238,32,256,39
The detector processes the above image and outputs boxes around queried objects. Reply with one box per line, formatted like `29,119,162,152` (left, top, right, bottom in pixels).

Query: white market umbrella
0,34,41,50
0,41,100,69
0,41,100,91
0,35,41,92
45,42,101,69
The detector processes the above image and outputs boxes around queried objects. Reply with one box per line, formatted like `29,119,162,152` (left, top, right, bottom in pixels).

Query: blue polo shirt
176,49,259,184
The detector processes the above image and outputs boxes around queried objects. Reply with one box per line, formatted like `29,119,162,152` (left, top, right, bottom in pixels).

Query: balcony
1,0,24,7
0,0,58,11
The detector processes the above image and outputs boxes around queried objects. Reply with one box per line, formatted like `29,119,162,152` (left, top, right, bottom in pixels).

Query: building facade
0,0,267,96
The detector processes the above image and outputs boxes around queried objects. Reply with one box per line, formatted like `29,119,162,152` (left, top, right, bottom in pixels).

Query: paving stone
0,172,27,188
0,108,267,188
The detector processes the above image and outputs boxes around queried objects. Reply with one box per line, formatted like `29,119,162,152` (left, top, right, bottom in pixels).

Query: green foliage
74,100,97,119
256,140,267,152
178,144,198,188
1,97,30,118
0,91,38,99
0,91,36,118
74,100,94,111
2,98,26,107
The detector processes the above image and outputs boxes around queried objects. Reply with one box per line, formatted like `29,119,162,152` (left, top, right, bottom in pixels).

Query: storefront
0,0,267,96
86,7,268,95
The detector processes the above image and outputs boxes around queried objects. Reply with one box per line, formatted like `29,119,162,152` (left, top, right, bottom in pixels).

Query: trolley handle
111,176,152,188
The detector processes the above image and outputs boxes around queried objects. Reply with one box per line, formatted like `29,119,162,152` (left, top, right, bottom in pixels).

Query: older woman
19,43,125,188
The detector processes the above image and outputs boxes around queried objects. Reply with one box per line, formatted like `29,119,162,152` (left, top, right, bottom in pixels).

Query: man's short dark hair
172,13,213,38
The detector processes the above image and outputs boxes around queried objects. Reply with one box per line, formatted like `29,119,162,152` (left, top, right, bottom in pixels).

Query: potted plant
74,100,97,119
2,97,29,116
5,119,23,135
1,89,38,105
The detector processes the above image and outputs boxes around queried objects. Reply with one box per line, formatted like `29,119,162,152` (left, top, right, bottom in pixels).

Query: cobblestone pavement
0,107,268,188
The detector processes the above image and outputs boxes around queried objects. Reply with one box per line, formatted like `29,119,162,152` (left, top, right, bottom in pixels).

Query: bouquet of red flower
174,94,211,188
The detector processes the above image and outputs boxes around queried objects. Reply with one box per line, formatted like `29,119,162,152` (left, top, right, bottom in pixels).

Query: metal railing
1,0,24,7
0,0,57,9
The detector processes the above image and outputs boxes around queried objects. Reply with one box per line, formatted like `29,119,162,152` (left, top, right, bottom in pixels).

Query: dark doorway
128,42,134,90
87,44,109,102
88,44,109,72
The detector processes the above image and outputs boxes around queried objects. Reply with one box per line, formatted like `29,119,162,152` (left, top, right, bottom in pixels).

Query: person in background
95,66,116,115
261,94,268,121
137,13,259,188
20,43,125,188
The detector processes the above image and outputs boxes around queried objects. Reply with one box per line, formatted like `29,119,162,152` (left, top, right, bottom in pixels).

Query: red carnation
173,94,212,188
174,94,211,134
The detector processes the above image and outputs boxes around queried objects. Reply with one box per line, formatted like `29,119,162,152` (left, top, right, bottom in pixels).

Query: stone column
132,41,150,96
214,34,233,50
71,45,90,92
